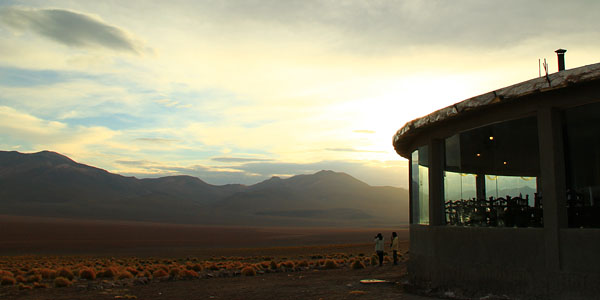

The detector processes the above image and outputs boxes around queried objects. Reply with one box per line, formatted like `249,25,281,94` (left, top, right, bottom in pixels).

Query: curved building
393,60,600,299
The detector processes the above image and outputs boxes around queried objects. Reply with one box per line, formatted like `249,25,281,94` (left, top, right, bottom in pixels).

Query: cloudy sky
1,0,599,187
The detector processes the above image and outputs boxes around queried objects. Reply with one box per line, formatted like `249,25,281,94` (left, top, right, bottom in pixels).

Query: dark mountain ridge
0,151,408,227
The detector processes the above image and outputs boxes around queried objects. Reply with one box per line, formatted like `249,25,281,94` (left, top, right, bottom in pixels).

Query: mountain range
0,151,408,227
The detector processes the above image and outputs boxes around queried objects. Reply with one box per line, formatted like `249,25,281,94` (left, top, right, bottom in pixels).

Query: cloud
155,99,179,107
184,0,600,53
0,7,144,54
115,159,151,166
134,138,179,144
211,157,274,163
325,148,386,153
353,130,375,134
0,105,126,162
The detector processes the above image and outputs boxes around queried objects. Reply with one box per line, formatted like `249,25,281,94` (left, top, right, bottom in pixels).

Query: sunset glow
1,0,599,187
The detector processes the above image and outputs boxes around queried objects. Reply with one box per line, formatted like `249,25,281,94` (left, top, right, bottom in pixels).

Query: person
390,232,399,265
374,233,384,266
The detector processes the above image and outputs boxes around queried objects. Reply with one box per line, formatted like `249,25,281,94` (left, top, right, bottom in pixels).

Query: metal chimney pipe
555,49,567,71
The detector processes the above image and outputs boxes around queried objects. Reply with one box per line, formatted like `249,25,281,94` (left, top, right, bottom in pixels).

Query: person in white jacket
374,233,384,266
390,232,399,265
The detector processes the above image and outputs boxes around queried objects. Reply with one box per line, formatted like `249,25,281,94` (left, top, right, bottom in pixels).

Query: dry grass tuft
125,267,139,276
323,259,338,269
54,276,72,288
40,268,56,279
296,260,309,268
152,269,168,278
370,255,378,265
117,271,134,280
241,266,256,276
33,282,49,289
138,270,152,278
351,259,366,270
79,268,96,280
26,274,42,283
56,267,74,280
181,269,198,279
99,267,119,278
349,290,367,295
168,267,181,278
1,276,16,286
191,264,203,272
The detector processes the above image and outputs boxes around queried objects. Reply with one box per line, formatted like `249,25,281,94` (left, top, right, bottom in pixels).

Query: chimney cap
555,48,567,54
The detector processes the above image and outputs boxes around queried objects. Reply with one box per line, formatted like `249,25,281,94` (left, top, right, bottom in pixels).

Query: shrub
323,259,338,269
33,282,49,289
0,270,14,277
98,267,119,278
269,261,278,270
15,275,26,283
79,268,96,280
56,267,74,280
181,269,198,279
351,260,366,270
40,268,56,279
54,276,72,288
191,264,203,272
126,267,139,276
240,266,256,276
282,261,295,269
18,283,33,290
168,268,181,278
1,276,16,286
26,274,42,283
138,270,152,278
370,255,378,265
117,271,134,280
297,260,309,268
155,264,169,272
152,269,168,278
207,263,220,271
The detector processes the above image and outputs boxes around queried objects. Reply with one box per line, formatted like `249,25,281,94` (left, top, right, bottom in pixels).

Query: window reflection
443,117,542,227
564,102,600,228
411,146,429,225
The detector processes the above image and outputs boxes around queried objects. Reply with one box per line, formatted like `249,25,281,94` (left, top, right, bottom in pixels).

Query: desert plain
0,215,444,300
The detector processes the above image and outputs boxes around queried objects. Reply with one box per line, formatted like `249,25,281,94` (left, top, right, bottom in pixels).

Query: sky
1,0,599,188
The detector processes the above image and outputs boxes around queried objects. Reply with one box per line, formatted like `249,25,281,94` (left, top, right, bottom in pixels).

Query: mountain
0,151,409,227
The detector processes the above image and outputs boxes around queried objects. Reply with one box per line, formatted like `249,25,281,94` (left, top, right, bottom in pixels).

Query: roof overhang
393,62,600,158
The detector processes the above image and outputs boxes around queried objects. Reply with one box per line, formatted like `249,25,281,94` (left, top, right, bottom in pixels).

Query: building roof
393,62,600,157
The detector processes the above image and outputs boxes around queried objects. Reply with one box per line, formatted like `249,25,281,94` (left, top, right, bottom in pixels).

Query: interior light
489,136,494,140
503,161,508,165
476,153,481,157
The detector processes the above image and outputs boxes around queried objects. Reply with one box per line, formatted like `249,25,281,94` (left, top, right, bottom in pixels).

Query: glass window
411,146,429,225
444,117,542,227
564,102,600,228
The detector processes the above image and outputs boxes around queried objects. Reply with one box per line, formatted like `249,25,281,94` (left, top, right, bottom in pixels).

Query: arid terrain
0,216,444,300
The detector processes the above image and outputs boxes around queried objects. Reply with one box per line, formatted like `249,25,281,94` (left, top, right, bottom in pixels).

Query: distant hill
0,151,408,227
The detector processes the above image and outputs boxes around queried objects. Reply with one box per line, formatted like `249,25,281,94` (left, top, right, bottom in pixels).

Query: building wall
409,225,547,297
404,81,600,299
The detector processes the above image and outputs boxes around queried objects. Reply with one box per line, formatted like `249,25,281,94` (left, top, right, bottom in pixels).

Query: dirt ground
1,257,440,300
0,216,444,299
